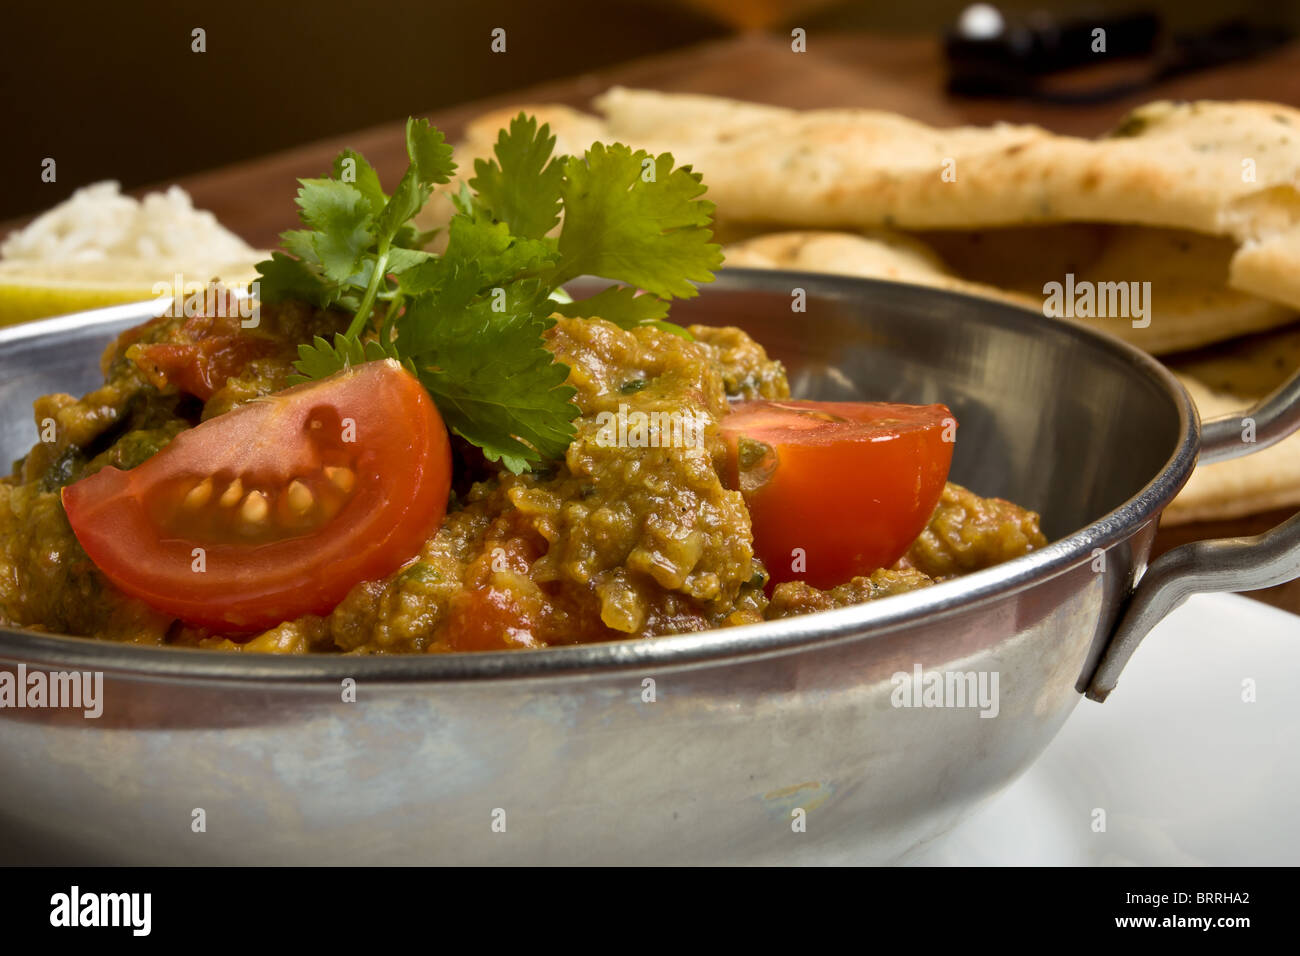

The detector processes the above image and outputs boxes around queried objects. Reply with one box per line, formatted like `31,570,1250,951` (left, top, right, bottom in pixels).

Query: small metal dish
1,270,1297,864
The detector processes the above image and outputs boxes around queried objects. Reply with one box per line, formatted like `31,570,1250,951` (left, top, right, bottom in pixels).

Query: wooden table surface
27,31,1300,613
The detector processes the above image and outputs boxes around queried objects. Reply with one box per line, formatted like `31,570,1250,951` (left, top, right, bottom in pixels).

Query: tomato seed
219,477,243,507
324,466,355,494
286,480,314,514
240,490,269,524
182,477,213,509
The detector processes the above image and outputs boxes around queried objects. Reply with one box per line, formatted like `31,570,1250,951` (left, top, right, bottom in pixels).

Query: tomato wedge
62,360,452,631
718,400,955,589
135,335,284,402
127,310,292,402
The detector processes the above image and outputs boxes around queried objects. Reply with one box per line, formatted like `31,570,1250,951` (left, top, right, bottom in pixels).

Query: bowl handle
1086,368,1300,702
1198,367,1300,464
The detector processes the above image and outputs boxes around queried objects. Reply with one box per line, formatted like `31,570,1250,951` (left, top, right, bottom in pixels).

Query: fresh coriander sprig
254,112,722,473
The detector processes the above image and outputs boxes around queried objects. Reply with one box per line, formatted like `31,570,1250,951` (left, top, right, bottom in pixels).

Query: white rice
0,181,259,265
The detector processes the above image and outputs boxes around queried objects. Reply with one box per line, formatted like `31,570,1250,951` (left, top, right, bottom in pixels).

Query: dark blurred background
2,0,1296,221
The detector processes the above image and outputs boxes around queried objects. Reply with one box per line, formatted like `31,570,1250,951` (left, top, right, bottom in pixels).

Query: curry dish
0,113,1048,653
0,301,1045,653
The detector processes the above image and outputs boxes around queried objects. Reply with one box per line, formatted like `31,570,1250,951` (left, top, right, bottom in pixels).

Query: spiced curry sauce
0,304,1045,653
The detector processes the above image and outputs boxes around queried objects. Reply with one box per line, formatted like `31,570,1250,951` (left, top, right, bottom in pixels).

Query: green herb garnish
255,113,722,473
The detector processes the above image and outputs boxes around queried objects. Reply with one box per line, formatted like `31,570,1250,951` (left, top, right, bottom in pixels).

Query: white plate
908,592,1300,866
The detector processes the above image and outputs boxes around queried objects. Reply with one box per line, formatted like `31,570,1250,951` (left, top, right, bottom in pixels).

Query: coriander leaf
433,257,486,310
393,254,445,298
556,284,692,338
386,247,436,275
255,252,329,305
384,247,439,297
390,242,482,300
332,148,387,216
392,223,440,249
392,257,490,355
289,332,397,384
372,121,453,248
450,181,476,217
260,113,728,475
646,320,692,338
294,178,373,282
553,144,722,299
395,210,557,298
406,117,456,186
290,333,362,383
280,229,321,267
341,258,377,294
555,284,667,324
402,283,577,472
442,209,558,287
363,339,399,363
374,166,427,250
470,113,564,240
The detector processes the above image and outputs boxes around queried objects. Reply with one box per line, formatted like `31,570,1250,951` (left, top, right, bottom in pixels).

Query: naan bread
453,91,1300,333
720,229,1036,310
1230,223,1300,316
1164,370,1300,525
725,226,1297,354
460,103,611,159
595,87,1050,230
1169,322,1300,396
912,225,1299,353
594,90,1300,244
1164,324,1300,522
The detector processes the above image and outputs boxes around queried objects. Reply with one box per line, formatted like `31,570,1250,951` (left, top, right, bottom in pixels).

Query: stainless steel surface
1086,342,1300,701
1199,367,1300,464
1088,511,1300,701
0,270,1295,864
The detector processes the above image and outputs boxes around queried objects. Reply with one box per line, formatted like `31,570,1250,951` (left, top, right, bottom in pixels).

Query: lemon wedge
0,258,263,326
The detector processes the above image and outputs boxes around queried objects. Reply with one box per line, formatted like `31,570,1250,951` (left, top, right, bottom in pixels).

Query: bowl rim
0,269,1198,683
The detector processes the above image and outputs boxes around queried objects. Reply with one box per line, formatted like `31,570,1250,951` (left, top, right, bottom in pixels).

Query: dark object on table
945,6,1294,103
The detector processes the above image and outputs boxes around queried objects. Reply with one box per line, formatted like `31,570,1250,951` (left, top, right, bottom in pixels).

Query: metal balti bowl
1,270,1298,865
